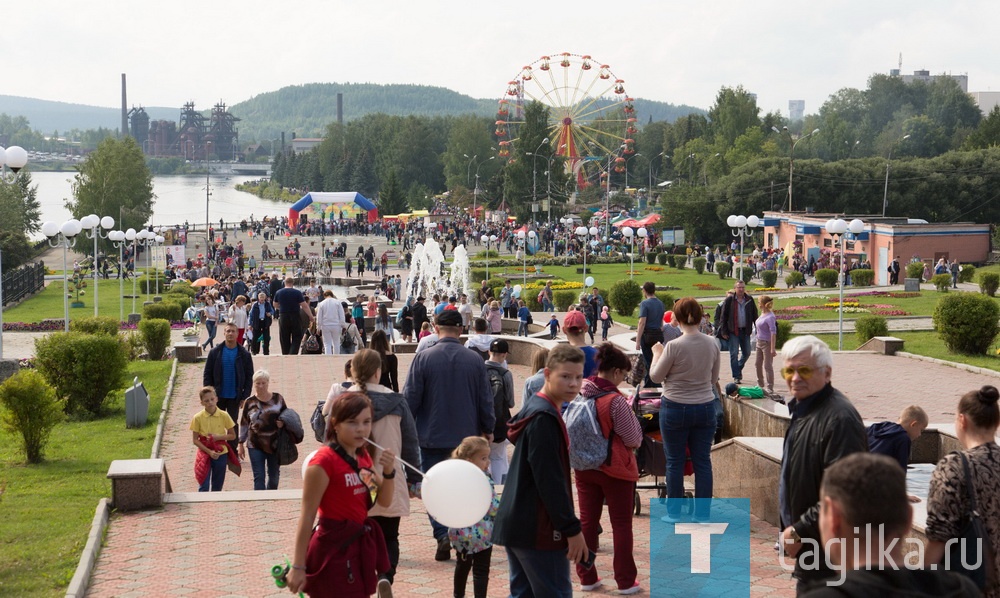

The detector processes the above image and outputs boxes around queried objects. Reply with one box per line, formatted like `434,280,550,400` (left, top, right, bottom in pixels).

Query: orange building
760,212,991,285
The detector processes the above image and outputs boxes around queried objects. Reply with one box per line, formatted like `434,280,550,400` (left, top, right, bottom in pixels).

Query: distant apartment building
889,68,968,92
969,91,1000,115
788,100,805,122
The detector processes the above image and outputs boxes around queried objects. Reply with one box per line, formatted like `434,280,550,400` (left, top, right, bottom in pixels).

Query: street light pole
727,215,761,281
463,153,476,188
0,145,29,357
109,231,128,322
882,135,911,217
773,126,819,212
825,218,866,350
41,219,83,332
625,153,642,193
576,226,598,286
473,156,495,224
81,214,115,317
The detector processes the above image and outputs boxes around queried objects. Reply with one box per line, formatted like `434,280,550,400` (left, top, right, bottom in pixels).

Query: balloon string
365,437,425,475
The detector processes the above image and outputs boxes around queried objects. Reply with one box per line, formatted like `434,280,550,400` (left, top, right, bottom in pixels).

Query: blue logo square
649,498,750,597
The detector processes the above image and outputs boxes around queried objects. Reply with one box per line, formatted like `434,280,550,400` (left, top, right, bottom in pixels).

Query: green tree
964,105,1000,149
69,137,153,249
707,86,761,146
0,171,40,236
442,115,495,190
378,170,407,215
349,148,378,197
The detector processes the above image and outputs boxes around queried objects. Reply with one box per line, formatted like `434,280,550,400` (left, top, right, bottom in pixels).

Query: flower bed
2,320,194,332
693,283,722,291
645,266,665,272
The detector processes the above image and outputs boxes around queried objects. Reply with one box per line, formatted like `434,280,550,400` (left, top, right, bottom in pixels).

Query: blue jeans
198,452,227,492
542,298,554,312
420,447,455,541
249,447,280,490
202,319,217,348
506,546,573,598
659,399,716,518
728,329,752,380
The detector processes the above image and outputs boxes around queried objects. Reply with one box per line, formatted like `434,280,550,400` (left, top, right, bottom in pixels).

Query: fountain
405,238,471,301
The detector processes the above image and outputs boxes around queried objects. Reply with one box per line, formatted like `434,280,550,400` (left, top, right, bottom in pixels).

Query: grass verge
0,359,173,597
807,331,1000,374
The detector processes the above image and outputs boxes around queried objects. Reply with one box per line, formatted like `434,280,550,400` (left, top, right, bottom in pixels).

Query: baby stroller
632,384,694,516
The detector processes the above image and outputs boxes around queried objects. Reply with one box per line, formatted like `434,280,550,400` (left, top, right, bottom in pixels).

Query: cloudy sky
8,0,998,118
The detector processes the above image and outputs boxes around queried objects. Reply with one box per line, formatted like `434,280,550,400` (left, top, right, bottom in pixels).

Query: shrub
34,332,129,416
70,316,120,337
931,273,953,292
933,293,1000,355
0,370,64,463
715,262,732,280
655,293,675,311
785,271,805,288
475,250,500,259
139,276,168,294
655,252,668,266
166,281,198,297
855,315,889,343
906,262,925,280
851,269,874,287
761,270,778,288
738,267,754,284
524,288,542,311
979,272,1000,297
775,321,793,349
692,257,706,274
814,268,838,288
645,252,657,264
164,295,192,311
139,318,172,360
121,331,145,361
553,290,578,311
143,301,183,321
608,279,643,317
958,265,976,284
674,256,686,270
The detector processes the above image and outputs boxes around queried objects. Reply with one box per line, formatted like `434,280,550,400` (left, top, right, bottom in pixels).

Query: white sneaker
376,578,393,598
581,578,604,591
618,583,642,595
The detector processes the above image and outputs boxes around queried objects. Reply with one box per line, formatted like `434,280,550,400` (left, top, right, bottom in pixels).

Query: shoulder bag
944,451,996,591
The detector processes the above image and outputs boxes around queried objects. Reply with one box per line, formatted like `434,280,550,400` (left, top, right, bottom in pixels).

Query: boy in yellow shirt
190,386,236,491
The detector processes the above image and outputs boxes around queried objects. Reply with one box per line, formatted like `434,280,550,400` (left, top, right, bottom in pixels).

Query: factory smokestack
121,74,128,139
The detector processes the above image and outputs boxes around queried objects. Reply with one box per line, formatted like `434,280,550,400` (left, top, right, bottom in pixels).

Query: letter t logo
674,523,729,573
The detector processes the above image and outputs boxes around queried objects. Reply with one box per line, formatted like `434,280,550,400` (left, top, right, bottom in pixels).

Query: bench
107,459,168,511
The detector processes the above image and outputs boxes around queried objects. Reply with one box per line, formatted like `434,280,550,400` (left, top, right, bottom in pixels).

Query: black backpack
486,364,511,441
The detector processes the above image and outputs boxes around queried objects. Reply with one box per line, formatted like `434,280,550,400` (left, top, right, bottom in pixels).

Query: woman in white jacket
315,290,345,355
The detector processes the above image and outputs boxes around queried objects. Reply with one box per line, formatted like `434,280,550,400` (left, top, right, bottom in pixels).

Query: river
30,171,290,235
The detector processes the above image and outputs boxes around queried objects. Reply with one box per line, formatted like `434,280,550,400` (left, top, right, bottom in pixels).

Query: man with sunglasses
776,335,867,592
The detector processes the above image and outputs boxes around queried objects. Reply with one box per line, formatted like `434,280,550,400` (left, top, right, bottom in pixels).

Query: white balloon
421,460,492,528
512,284,522,298
585,276,595,287
301,449,320,479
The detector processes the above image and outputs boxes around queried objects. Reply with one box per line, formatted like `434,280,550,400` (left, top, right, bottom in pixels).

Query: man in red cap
563,309,597,378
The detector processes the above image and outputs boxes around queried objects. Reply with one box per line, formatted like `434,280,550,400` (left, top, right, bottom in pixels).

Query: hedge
785,271,805,288
656,253,668,266
70,316,120,336
692,257,706,274
906,262,925,280
931,273,953,292
608,279,643,317
958,265,976,284
715,263,732,280
34,331,129,415
815,268,839,288
0,370,64,463
979,272,999,297
139,318,172,360
761,270,778,288
143,301,183,321
553,290,578,311
933,293,1000,355
850,269,874,287
855,315,889,343
655,292,676,311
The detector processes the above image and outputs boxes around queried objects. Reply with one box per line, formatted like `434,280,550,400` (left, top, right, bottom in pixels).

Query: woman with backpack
340,312,364,355
568,343,643,594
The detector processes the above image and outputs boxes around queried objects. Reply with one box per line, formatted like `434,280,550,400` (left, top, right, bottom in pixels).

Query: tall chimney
121,74,128,138
337,93,343,124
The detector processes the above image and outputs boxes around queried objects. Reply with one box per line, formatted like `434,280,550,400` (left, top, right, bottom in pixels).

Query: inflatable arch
288,192,378,231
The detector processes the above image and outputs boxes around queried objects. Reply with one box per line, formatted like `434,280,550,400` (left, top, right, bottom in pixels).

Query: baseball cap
489,339,510,353
435,310,464,327
417,296,426,302
563,310,587,332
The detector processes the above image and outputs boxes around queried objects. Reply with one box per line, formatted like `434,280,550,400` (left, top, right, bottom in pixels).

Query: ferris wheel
496,52,637,191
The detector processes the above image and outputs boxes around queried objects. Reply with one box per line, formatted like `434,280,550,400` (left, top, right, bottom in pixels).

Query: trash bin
125,377,150,428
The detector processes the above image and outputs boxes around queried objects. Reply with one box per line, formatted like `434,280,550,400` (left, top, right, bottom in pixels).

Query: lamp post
205,141,212,242
109,230,128,322
825,218,866,350
528,138,549,227
621,226,649,279
41,219,83,332
481,234,496,280
560,217,573,266
80,214,115,317
726,214,761,281
624,153,642,192
576,226,599,285
772,126,819,212
473,156,495,224
463,153,477,187
0,145,28,357
882,134,911,217
151,231,165,296
517,230,536,287
135,229,156,302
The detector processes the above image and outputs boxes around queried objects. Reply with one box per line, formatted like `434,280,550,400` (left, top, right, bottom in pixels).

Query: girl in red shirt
287,392,397,597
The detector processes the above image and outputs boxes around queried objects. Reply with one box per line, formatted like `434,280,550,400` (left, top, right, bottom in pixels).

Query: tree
964,105,1000,149
442,115,495,190
349,148,377,197
68,137,153,249
378,170,407,215
0,171,41,236
707,86,761,146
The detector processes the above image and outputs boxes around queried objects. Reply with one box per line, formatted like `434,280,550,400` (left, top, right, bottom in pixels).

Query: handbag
945,451,996,591
275,428,299,466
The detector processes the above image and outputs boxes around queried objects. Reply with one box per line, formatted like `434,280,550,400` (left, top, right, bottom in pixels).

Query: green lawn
5,275,159,324
0,359,173,597
807,331,1000,374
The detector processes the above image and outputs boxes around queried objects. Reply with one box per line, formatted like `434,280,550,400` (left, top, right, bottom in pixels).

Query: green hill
0,95,177,134
229,82,705,141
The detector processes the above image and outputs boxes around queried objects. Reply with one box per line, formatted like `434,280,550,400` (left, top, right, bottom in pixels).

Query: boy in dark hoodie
493,344,588,597
866,405,927,502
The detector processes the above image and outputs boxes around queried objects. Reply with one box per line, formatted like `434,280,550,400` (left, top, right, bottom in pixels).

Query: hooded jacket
579,377,642,482
366,384,421,519
866,421,911,471
492,391,581,550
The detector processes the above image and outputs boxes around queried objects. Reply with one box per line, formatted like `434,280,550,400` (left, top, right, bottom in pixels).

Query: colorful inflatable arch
288,192,378,231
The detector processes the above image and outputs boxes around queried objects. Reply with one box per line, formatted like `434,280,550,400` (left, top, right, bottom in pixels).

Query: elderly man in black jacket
777,335,867,592
716,280,758,383
203,322,255,453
